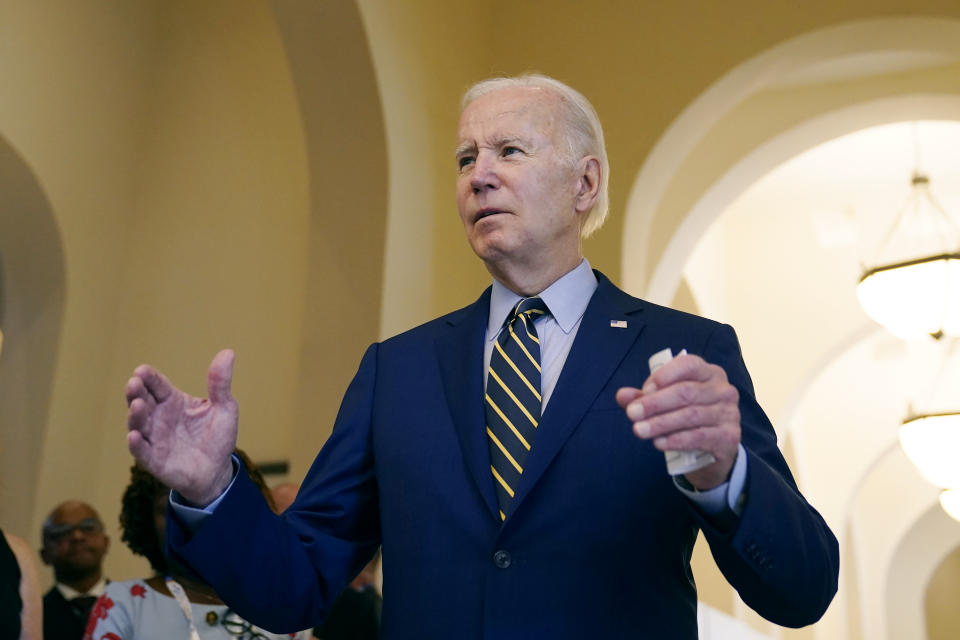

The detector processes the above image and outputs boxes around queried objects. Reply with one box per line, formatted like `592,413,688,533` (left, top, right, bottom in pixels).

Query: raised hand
125,349,239,506
616,353,741,490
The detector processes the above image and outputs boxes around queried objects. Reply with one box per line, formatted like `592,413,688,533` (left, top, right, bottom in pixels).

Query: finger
650,423,740,459
615,387,642,408
643,354,722,393
127,397,153,434
134,364,175,403
632,401,740,439
125,376,156,411
207,349,235,406
127,429,153,465
626,379,738,421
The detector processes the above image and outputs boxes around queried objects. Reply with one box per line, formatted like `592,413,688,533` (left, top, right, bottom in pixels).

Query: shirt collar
487,258,598,339
56,577,108,600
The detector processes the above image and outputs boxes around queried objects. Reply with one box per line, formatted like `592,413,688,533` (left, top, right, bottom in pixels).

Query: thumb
207,349,236,405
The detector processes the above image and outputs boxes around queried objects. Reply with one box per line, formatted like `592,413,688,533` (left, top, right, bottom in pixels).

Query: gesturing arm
162,345,382,633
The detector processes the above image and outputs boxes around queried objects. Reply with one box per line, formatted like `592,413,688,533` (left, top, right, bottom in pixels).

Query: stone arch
268,0,389,480
885,502,960,640
0,136,66,537
621,16,960,301
642,94,960,305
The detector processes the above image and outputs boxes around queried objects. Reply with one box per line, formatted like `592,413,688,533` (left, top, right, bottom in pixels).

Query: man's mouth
474,208,505,223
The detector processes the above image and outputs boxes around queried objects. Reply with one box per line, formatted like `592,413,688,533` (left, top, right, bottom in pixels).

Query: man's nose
470,152,501,193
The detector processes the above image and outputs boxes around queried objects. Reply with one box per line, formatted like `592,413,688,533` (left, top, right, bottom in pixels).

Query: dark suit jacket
43,587,88,640
313,586,381,640
169,272,839,639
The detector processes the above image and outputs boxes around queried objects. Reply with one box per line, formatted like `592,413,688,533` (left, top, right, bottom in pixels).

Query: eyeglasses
221,610,271,640
44,518,104,543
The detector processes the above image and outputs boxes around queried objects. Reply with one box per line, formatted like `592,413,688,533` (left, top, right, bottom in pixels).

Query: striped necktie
485,296,550,521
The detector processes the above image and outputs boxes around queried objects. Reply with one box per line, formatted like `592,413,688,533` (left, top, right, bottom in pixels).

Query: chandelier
896,339,960,522
856,173,960,340
899,411,960,489
939,489,960,521
854,126,960,522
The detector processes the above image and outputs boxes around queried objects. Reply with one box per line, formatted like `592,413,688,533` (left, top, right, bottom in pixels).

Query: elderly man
125,75,838,638
39,501,109,640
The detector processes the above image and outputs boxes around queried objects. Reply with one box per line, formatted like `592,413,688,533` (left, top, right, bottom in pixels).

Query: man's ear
40,544,52,566
574,156,601,213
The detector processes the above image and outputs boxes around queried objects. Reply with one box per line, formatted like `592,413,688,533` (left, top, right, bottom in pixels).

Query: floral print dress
83,579,311,640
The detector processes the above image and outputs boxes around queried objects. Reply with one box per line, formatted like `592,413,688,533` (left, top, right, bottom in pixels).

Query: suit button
493,550,512,569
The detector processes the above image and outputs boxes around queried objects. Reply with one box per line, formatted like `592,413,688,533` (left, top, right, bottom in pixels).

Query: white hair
462,74,610,238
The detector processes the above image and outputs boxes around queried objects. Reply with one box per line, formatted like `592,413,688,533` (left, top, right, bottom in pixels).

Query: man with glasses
39,501,110,640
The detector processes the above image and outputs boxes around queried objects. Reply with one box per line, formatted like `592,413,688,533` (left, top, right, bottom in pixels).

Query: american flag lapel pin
610,320,628,328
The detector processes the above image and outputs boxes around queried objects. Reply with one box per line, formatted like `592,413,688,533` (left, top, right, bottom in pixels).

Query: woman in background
83,451,310,640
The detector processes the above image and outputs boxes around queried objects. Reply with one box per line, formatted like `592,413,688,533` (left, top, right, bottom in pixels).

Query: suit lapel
508,274,646,517
435,289,501,520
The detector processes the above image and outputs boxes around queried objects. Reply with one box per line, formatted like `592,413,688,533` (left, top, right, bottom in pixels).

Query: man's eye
458,156,474,170
502,146,522,157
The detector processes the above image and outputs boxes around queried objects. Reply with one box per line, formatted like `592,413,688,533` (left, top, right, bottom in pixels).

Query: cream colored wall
0,0,161,556
926,544,960,640
270,0,388,487
93,0,312,583
0,0,315,583
627,17,960,301
0,137,64,547
357,1,496,325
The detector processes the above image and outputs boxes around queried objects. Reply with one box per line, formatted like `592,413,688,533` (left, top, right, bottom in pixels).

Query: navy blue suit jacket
169,272,838,639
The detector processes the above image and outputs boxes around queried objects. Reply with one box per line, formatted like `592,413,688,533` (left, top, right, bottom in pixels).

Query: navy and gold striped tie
486,296,550,521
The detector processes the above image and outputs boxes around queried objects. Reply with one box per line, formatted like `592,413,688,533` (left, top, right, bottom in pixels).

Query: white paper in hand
647,348,717,476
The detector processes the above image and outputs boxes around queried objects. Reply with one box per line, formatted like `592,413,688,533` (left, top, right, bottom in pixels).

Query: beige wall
2,1,960,637
927,544,960,640
0,0,162,561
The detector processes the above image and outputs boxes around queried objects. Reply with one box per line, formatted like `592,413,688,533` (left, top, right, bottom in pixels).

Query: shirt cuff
168,455,240,531
673,444,747,515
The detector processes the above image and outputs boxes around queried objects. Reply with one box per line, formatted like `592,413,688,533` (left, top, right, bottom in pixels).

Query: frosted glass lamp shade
899,412,960,488
857,254,960,339
940,489,960,522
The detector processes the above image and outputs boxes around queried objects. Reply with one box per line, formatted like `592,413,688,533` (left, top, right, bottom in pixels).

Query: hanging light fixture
897,338,960,521
857,174,960,339
899,410,960,489
856,171,960,340
857,124,960,339
939,489,960,522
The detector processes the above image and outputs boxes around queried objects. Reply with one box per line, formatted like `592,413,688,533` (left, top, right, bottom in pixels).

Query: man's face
455,87,585,277
40,502,109,579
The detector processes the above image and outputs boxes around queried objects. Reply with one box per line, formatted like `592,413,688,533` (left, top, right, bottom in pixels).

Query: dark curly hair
119,449,277,574
118,464,168,573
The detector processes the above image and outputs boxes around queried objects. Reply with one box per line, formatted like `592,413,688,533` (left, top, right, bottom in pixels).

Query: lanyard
165,576,203,640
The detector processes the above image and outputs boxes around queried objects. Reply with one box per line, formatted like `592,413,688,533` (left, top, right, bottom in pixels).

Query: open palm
125,349,238,505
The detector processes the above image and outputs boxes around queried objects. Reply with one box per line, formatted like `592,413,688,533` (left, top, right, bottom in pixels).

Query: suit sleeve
166,344,382,634
692,323,839,628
